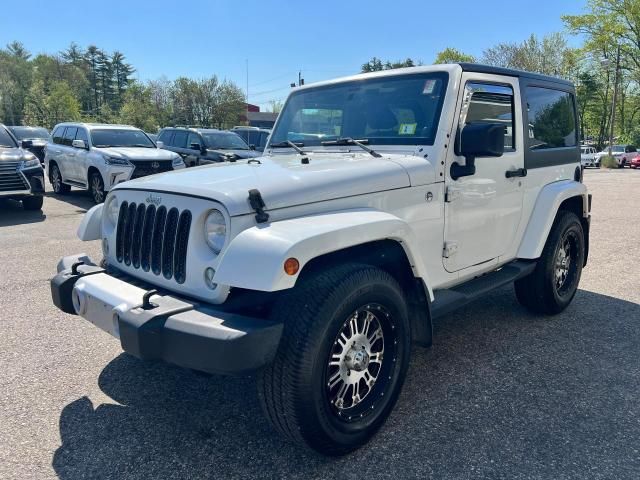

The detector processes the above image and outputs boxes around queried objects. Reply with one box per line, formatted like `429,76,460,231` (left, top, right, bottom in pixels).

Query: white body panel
70,64,587,305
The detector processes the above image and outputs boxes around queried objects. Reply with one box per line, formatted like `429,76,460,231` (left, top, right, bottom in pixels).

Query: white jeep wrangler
51,63,591,455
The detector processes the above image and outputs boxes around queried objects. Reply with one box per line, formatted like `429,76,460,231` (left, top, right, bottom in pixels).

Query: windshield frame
269,71,449,149
0,126,18,148
90,128,156,148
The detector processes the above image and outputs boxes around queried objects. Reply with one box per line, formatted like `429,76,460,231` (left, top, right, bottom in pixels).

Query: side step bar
431,260,536,320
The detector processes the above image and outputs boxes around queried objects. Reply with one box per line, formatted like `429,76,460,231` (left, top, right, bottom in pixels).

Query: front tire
89,171,105,204
515,210,585,314
50,164,70,194
22,195,43,211
258,264,411,455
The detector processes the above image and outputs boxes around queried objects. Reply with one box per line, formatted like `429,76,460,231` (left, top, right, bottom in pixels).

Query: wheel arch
517,180,589,261
213,210,434,346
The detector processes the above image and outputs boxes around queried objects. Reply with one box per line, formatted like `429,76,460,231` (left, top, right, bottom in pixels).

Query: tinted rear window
526,87,577,149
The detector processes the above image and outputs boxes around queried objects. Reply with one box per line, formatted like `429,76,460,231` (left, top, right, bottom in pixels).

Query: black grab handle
505,168,527,178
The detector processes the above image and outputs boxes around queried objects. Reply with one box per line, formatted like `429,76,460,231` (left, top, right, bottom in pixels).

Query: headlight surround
103,155,131,166
20,155,40,169
105,195,120,226
204,209,227,254
172,155,184,167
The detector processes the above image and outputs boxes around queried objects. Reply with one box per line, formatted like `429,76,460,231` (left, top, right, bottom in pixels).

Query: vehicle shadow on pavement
0,199,45,226
44,190,95,212
52,288,640,480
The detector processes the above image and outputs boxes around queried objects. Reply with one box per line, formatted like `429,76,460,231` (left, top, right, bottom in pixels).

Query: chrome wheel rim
326,305,394,417
554,231,579,296
91,176,104,203
52,168,61,191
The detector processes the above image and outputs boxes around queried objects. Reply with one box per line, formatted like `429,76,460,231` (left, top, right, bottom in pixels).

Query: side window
187,132,202,149
75,128,89,146
259,132,269,148
237,130,250,143
63,127,78,146
525,86,577,149
158,130,172,144
172,131,188,149
463,83,515,150
53,127,65,145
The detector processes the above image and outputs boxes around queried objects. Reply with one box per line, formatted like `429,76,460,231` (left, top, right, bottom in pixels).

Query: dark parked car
7,126,51,163
157,127,260,167
232,126,271,152
0,124,45,210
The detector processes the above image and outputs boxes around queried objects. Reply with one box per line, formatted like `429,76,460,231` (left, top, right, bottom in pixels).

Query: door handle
505,168,527,178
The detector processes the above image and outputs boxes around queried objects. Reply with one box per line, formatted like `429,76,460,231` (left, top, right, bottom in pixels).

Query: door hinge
443,242,458,258
445,186,461,203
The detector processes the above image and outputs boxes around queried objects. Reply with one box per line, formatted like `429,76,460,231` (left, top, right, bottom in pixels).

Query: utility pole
608,45,621,157
246,59,249,126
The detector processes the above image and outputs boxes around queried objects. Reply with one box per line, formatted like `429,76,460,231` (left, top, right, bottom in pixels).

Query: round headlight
204,209,226,254
106,196,119,226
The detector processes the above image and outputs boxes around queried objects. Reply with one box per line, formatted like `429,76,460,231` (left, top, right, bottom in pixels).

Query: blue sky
0,0,586,109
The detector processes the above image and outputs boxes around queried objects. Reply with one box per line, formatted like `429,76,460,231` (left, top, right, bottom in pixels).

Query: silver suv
45,123,185,203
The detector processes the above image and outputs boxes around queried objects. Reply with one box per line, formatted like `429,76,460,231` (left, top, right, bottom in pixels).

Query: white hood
112,152,415,216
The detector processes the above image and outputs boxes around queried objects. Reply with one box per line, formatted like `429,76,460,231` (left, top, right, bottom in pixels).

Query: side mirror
156,141,164,149
451,123,505,180
71,139,87,149
190,142,205,153
249,144,256,150
21,140,33,149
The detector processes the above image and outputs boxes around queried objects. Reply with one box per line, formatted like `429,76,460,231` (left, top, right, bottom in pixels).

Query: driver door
443,73,525,272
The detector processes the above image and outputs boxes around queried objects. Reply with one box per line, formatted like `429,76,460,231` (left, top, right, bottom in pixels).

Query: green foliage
433,48,475,64
361,57,419,73
600,155,619,168
0,41,246,131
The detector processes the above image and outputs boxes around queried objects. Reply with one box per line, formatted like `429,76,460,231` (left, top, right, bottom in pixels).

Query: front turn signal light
284,258,300,276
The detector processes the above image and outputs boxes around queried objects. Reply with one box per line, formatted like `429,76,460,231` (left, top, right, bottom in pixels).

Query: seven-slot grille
115,201,192,284
0,161,29,192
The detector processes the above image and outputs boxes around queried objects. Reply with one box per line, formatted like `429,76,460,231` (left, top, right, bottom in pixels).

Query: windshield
0,127,17,148
91,129,155,148
612,145,625,153
202,132,249,150
270,72,448,147
9,127,50,140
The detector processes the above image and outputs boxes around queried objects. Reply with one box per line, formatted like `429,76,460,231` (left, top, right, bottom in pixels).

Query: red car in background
630,154,640,169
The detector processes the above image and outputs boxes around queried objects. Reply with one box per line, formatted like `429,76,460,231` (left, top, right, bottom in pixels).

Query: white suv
45,123,184,203
51,64,590,455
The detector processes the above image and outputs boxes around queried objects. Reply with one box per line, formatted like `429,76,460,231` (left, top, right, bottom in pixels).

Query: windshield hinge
248,189,269,224
443,242,458,258
445,186,461,203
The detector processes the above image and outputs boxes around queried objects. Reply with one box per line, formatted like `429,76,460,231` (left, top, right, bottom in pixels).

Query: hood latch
248,189,269,224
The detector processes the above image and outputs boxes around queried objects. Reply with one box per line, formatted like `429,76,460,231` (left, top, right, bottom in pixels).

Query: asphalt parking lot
1,169,639,479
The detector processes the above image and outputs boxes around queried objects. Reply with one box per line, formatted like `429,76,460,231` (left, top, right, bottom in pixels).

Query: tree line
0,41,246,132
362,1,640,149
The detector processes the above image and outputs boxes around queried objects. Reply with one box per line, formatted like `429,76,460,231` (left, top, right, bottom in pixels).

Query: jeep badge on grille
145,194,162,205
151,161,160,169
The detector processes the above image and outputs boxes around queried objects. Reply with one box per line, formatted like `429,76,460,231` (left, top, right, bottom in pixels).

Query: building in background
241,103,279,129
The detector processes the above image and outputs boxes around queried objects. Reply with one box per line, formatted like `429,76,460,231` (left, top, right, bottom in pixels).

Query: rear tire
515,210,585,315
89,171,105,204
50,164,70,194
22,195,43,211
258,263,411,455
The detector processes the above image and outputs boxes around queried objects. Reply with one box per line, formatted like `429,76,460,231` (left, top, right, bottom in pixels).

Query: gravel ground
0,169,639,479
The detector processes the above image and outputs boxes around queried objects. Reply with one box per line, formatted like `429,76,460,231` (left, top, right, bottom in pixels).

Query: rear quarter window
526,86,577,150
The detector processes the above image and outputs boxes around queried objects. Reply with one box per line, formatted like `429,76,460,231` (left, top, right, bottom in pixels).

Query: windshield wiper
270,141,307,154
321,138,381,158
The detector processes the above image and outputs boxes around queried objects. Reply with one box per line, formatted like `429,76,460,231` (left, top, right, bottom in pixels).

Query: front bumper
51,254,283,375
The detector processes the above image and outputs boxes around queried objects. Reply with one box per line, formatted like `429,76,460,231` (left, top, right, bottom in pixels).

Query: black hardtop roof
457,63,574,88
